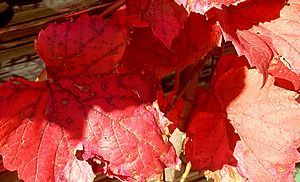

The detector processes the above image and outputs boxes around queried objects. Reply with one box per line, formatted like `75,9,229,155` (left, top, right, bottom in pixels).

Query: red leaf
210,54,249,88
0,74,178,182
118,27,175,78
183,54,248,171
209,0,300,77
35,14,128,78
175,0,245,14
82,102,179,181
126,0,188,47
119,13,221,79
268,57,300,92
185,88,239,171
157,90,184,132
0,78,94,182
186,112,239,171
171,12,222,67
0,13,179,181
215,67,300,181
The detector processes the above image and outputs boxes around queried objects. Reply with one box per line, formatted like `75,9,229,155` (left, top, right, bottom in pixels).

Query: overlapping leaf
0,78,95,182
82,99,179,181
215,67,300,181
210,54,249,88
208,0,300,78
185,110,239,171
0,13,179,182
157,90,184,132
118,27,175,78
184,80,238,172
126,0,187,47
35,14,128,78
268,57,300,92
171,12,222,68
119,13,221,79
185,55,244,171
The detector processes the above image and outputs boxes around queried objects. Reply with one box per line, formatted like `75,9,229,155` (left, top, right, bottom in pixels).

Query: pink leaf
215,67,300,181
209,0,300,78
175,0,246,14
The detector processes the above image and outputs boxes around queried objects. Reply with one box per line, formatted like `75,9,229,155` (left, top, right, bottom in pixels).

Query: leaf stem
163,55,209,116
180,161,192,182
100,0,126,18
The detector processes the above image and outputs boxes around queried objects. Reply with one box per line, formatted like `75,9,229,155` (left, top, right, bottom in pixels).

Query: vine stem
163,55,210,116
99,0,126,18
180,162,192,182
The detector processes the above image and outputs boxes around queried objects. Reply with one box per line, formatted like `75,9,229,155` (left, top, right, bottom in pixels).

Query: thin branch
163,55,210,115
180,161,192,182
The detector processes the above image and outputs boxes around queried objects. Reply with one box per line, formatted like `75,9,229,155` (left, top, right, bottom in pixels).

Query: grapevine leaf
209,0,300,77
0,74,178,182
210,54,249,88
174,0,246,14
186,111,239,171
171,12,222,67
215,67,300,181
69,75,178,182
35,14,128,78
185,88,239,171
0,13,179,182
118,27,175,78
119,13,221,79
82,100,179,181
0,78,95,182
126,0,188,47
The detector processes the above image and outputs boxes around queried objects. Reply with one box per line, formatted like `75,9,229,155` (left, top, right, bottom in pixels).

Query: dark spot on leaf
102,83,107,90
19,112,25,120
62,98,69,106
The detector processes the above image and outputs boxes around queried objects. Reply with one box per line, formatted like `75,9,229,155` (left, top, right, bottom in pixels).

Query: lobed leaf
209,0,300,80
126,0,188,47
35,14,128,78
185,81,240,171
0,12,179,182
215,68,300,181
